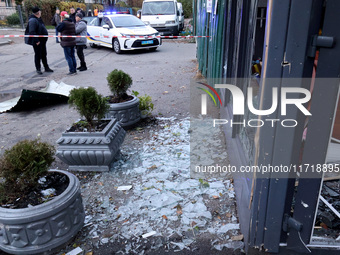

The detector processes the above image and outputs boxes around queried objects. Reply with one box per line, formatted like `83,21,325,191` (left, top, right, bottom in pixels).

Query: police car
87,13,161,54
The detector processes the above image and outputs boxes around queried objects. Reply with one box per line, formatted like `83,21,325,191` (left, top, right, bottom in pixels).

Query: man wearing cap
57,11,77,75
76,7,86,18
75,13,87,71
26,7,53,75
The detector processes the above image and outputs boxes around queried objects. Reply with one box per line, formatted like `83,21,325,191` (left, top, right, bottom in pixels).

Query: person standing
57,11,77,75
25,7,53,75
69,7,76,23
52,9,61,43
75,13,87,71
76,7,86,17
94,8,98,17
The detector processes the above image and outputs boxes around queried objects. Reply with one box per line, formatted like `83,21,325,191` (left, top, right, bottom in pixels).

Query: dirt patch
0,172,69,209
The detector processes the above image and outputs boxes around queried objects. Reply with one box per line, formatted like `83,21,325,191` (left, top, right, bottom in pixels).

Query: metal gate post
249,0,291,249
286,0,340,251
263,0,324,252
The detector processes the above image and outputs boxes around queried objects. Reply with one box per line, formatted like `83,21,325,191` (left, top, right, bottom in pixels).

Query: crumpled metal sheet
0,80,76,113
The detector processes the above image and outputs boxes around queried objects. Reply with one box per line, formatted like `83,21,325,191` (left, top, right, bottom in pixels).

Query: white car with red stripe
87,14,161,53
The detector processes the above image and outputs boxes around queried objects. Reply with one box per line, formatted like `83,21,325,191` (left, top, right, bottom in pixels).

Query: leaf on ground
226,213,232,218
231,234,244,241
174,204,182,215
148,165,157,170
162,215,168,220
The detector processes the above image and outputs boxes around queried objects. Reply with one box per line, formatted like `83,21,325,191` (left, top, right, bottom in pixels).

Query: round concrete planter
106,95,141,127
0,170,85,255
56,118,126,171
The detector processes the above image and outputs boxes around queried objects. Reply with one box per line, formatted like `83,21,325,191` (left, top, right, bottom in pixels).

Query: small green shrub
68,87,109,129
0,139,55,201
107,69,132,100
6,13,21,25
132,90,154,116
0,19,8,26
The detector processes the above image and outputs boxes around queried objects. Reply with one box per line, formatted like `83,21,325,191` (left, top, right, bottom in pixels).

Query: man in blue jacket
26,7,53,75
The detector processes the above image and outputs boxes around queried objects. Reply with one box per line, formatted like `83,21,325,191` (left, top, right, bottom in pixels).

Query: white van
141,0,181,35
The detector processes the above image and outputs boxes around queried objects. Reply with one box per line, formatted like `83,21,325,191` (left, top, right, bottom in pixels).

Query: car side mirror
137,10,142,19
103,24,110,30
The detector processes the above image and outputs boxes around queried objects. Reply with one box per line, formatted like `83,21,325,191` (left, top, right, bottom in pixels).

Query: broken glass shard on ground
67,117,241,254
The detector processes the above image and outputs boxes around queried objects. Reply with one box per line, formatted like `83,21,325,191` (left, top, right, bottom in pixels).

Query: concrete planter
56,118,126,172
106,95,141,127
0,170,85,255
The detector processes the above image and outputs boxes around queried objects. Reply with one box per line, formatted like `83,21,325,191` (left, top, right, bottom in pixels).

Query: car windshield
111,16,146,27
142,1,175,15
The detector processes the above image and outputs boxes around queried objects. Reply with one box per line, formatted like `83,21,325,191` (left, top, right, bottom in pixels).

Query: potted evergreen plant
0,139,85,255
56,87,126,171
106,69,141,127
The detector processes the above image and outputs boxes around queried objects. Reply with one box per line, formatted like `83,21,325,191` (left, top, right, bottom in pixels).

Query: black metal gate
249,0,340,253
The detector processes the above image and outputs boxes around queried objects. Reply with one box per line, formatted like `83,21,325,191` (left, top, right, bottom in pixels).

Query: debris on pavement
142,231,157,238
117,185,133,191
57,117,242,254
65,247,83,255
0,80,76,113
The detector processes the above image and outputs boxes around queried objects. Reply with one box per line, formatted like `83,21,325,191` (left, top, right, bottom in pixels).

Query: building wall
0,0,15,8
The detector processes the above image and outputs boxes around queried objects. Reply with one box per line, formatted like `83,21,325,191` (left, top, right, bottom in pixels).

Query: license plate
142,40,154,45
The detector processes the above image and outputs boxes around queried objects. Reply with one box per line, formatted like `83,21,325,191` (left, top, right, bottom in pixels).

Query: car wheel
149,47,157,52
89,43,97,48
113,38,121,54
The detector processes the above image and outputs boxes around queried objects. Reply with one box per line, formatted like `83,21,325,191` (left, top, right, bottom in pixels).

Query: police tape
0,35,210,39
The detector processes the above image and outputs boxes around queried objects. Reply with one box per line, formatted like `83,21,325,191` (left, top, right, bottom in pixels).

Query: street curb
0,39,11,46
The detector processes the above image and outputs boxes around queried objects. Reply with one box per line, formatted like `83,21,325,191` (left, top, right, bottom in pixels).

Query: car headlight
165,20,176,24
144,21,150,25
120,33,134,37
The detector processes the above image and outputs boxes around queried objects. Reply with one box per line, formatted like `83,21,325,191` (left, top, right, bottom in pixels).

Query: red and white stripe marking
0,35,209,39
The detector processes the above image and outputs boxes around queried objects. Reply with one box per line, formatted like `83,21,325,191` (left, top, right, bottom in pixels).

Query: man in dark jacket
76,7,86,18
69,7,76,23
26,7,53,74
57,11,77,75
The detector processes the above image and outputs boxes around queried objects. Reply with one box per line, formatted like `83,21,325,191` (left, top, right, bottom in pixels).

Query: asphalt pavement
0,28,245,255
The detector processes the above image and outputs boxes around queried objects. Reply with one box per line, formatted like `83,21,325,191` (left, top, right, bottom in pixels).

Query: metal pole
17,5,25,30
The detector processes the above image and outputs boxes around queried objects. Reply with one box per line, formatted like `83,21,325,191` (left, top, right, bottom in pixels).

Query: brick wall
0,7,16,20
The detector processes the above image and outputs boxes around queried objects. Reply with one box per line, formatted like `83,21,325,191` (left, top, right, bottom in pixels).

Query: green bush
132,90,154,116
68,87,109,129
58,1,87,12
0,139,55,200
24,0,61,25
178,0,192,18
127,0,143,8
6,13,21,25
107,69,133,100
